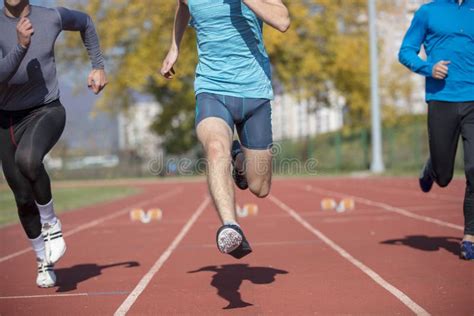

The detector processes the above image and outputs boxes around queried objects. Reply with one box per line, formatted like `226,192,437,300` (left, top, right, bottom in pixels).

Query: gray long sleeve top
0,5,105,111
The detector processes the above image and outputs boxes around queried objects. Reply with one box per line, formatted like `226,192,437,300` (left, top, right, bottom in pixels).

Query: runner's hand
17,17,34,48
160,48,178,80
432,61,450,80
88,69,108,95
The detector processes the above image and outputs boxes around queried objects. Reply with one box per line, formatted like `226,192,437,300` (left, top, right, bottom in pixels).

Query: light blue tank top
188,0,273,100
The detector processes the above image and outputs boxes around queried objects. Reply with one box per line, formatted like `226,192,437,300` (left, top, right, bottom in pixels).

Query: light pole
368,0,385,173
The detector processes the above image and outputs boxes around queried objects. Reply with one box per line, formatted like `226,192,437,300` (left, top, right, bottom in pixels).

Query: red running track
0,177,472,315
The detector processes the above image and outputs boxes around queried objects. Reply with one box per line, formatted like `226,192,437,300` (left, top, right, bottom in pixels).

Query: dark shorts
195,92,273,150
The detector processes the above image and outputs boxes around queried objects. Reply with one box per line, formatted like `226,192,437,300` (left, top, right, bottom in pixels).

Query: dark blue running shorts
195,92,273,150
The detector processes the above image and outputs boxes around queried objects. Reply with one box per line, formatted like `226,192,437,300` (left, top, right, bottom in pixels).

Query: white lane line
114,196,211,316
0,188,183,264
0,291,129,299
404,203,461,211
360,183,461,203
304,185,463,231
269,195,430,316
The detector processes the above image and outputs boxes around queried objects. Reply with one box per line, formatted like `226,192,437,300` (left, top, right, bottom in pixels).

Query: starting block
321,198,337,211
236,203,259,218
336,198,355,213
130,208,163,223
320,198,355,212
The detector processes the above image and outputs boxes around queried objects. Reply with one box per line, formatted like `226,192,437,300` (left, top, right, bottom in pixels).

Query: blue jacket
399,0,474,102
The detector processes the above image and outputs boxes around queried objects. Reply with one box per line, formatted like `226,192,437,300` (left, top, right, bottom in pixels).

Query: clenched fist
432,60,450,80
87,69,108,95
17,17,34,49
160,48,178,80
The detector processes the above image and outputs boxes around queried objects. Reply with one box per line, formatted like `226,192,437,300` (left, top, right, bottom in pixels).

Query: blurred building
272,0,429,142
272,92,345,141
118,101,163,161
378,0,429,114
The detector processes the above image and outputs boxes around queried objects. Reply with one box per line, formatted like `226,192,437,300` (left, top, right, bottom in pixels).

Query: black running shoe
231,140,248,190
419,158,434,193
216,224,252,259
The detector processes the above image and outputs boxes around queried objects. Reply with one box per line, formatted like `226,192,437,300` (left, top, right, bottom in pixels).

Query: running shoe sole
216,224,252,259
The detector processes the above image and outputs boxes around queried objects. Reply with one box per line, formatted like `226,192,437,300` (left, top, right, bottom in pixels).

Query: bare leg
197,117,236,224
241,146,273,198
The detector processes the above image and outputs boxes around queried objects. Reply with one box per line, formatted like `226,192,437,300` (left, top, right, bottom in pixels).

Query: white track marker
114,196,211,316
304,185,463,231
0,188,183,264
269,195,430,316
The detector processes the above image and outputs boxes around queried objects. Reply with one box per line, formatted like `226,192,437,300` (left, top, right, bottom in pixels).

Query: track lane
0,182,207,315
272,179,471,315
124,183,423,315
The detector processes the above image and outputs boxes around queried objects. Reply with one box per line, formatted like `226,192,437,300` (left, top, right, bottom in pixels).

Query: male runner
0,0,107,287
399,0,474,260
161,0,290,258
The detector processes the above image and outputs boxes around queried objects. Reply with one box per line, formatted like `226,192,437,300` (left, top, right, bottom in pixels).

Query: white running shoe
217,227,243,254
42,219,66,264
36,258,56,288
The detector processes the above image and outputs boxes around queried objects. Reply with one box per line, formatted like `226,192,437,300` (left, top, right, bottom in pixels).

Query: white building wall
272,93,344,141
378,0,428,114
118,102,162,160
272,1,429,141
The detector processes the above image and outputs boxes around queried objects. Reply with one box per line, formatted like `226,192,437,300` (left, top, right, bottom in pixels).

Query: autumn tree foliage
62,0,382,153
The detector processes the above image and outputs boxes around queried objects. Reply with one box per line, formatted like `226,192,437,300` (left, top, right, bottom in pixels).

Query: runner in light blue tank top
188,0,273,100
161,0,290,260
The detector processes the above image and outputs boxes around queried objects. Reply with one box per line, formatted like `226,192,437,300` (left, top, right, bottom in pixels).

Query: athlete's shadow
189,264,288,310
381,235,461,257
55,261,140,292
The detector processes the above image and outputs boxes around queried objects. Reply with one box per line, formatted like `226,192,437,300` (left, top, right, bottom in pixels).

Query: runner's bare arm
172,0,191,52
161,0,191,79
242,0,290,32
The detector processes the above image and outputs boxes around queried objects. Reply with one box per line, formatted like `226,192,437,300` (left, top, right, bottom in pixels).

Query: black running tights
428,101,474,235
0,100,65,238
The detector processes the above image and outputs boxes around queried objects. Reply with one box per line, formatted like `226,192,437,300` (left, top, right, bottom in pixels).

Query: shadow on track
189,264,288,310
381,235,461,257
55,261,140,292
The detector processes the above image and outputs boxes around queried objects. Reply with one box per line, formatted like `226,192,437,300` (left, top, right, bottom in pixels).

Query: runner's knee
205,139,229,161
248,178,271,198
15,151,43,182
436,175,452,188
432,164,452,188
